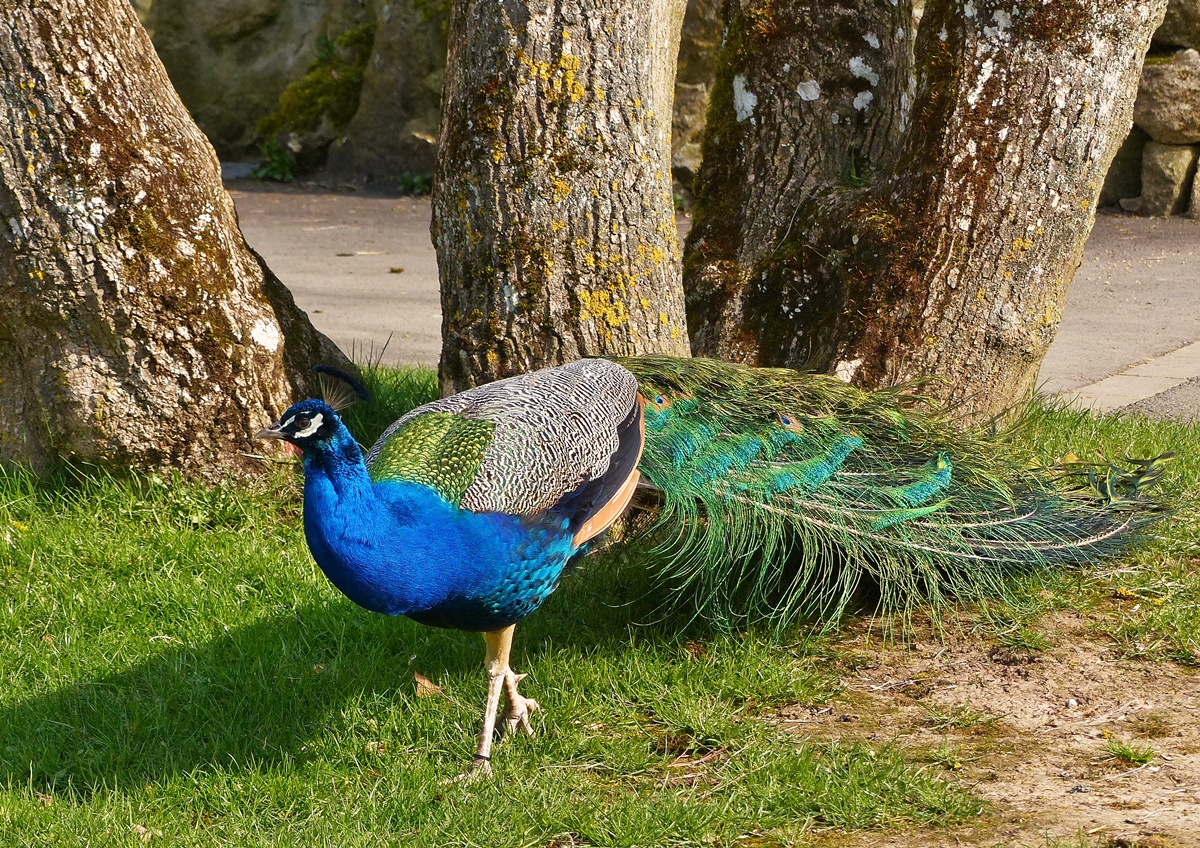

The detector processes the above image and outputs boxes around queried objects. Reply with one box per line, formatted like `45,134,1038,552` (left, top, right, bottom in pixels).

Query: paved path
230,182,1200,421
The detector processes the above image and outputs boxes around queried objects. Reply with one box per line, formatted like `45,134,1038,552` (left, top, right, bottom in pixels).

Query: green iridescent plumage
610,356,1171,631
367,412,494,505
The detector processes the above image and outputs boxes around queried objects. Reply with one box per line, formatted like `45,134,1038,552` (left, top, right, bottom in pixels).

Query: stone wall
1102,0,1200,217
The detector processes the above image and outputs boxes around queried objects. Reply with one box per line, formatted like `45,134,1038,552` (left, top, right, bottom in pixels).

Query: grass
0,371,1196,846
1102,736,1157,767
1003,401,1200,664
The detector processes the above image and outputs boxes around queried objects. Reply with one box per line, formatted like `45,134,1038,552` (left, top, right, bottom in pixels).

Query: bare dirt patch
781,613,1200,847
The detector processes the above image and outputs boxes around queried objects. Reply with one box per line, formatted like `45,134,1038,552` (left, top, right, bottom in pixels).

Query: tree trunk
0,0,348,476
433,0,691,394
685,0,1165,418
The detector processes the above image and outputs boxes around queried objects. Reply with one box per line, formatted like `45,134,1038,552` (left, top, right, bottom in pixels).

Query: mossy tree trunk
0,0,348,476
433,0,692,394
685,0,1165,417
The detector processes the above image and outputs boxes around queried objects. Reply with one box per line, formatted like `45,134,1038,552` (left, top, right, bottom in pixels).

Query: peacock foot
446,755,493,785
501,670,540,738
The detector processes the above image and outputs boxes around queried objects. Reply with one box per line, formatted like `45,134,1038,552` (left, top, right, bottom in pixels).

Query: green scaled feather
367,412,493,505
609,356,1172,633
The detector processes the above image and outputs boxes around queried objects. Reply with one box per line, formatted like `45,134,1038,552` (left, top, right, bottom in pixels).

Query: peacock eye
780,414,792,426
655,395,665,405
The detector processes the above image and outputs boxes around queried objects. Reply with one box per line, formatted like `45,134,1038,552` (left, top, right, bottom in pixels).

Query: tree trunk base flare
0,0,352,476
685,0,1167,419
433,0,692,396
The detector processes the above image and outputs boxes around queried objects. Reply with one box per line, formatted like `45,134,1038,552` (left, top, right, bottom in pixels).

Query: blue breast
302,461,578,632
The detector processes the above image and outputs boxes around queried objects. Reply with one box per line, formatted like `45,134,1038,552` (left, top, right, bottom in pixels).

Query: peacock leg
460,624,541,780
463,626,512,780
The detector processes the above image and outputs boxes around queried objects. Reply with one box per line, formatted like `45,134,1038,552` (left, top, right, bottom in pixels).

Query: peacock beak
254,423,286,440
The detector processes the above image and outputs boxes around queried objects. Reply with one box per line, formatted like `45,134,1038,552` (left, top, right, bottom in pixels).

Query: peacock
255,356,1171,778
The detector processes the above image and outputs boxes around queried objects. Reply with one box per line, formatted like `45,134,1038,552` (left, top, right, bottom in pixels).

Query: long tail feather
610,356,1172,631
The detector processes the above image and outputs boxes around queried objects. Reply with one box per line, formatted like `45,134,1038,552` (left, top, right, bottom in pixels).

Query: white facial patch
294,412,325,439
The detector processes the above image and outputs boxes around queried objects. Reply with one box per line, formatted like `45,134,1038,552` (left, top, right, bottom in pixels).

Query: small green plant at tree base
996,623,1051,653
925,742,965,771
250,140,295,182
397,172,433,196
1103,736,1157,766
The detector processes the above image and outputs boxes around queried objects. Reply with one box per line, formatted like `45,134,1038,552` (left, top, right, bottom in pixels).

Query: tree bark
0,0,348,476
685,0,1165,417
433,0,691,394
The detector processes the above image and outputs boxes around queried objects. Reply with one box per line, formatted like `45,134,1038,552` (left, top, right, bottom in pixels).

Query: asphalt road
230,181,1200,420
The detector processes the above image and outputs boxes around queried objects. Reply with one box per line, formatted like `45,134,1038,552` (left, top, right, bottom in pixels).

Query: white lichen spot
966,58,994,106
176,239,195,257
998,126,1009,141
782,63,791,73
851,234,860,245
834,359,862,382
251,319,281,352
831,113,841,124
849,57,879,86
958,217,971,231
853,91,874,111
983,9,1013,40
87,141,101,164
732,74,758,122
133,190,146,204
897,26,906,40
864,32,881,49
939,26,948,41
964,1,976,17
797,80,820,101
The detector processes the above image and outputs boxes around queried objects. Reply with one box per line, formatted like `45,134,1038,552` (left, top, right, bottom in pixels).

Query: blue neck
296,423,521,619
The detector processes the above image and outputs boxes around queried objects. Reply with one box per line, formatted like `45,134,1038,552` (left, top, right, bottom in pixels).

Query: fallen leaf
389,267,405,274
414,671,444,698
684,641,707,658
364,741,387,755
131,823,161,843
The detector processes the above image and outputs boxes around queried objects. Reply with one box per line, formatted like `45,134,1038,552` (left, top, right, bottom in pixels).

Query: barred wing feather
365,359,641,520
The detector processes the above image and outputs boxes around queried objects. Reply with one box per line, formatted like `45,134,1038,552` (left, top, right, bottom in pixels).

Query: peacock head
255,365,370,454
255,398,341,450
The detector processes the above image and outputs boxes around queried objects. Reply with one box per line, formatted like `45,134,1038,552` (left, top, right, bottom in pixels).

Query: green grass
0,366,985,847
1102,736,1157,767
1000,401,1200,664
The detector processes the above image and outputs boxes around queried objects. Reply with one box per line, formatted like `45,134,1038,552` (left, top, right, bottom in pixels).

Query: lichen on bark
685,0,1166,418
433,0,692,394
0,0,349,476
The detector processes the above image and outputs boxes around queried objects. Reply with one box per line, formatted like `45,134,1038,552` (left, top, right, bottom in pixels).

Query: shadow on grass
0,556,697,797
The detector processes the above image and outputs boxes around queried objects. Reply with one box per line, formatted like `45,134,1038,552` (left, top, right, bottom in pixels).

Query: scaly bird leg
502,668,540,738
461,624,540,781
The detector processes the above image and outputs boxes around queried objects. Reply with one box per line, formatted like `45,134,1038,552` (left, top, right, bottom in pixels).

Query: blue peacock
256,356,1170,778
